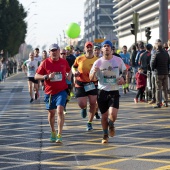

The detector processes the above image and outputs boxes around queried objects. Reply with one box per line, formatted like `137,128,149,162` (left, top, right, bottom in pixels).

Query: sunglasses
60,53,66,55
51,49,58,52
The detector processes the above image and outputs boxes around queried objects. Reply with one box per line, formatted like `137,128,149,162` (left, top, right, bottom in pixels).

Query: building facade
113,0,170,48
83,0,170,49
84,0,117,45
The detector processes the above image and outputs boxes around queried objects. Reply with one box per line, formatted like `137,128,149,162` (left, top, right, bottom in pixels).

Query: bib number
84,82,95,92
50,72,62,82
28,68,35,76
103,77,116,85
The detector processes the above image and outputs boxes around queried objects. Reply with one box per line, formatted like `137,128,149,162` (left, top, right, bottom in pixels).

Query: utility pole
130,13,139,45
159,0,168,43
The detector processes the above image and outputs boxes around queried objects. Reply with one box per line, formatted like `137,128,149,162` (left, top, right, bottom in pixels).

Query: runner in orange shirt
72,42,98,131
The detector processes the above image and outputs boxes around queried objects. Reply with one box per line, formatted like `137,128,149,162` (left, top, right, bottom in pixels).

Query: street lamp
152,16,159,29
25,1,36,11
28,23,37,30
25,14,37,23
59,34,62,47
56,38,59,44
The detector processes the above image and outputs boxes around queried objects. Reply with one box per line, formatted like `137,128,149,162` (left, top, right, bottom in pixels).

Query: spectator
134,67,147,103
13,58,17,74
0,57,7,82
151,39,170,108
130,44,138,84
163,42,168,51
139,44,153,74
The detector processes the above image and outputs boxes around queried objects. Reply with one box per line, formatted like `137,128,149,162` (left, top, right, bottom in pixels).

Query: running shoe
108,120,115,137
67,95,71,101
101,134,109,144
56,134,62,143
50,131,57,142
95,112,100,119
64,108,67,114
86,122,93,131
81,108,87,118
30,98,34,103
70,92,74,97
148,100,156,104
153,104,161,108
162,102,168,107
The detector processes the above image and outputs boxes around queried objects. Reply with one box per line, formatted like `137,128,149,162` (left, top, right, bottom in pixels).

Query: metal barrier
145,71,152,102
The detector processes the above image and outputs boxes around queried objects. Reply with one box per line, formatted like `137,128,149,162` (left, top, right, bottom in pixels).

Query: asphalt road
0,72,170,170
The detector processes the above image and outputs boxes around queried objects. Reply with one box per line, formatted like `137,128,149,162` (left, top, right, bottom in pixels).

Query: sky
18,0,84,50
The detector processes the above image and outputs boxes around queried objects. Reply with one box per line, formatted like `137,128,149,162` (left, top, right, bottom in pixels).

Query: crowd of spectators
0,56,19,82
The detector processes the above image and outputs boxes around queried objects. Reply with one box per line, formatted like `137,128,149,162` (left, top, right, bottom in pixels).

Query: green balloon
66,23,81,39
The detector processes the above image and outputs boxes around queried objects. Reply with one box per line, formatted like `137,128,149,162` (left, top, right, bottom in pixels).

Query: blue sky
19,0,84,50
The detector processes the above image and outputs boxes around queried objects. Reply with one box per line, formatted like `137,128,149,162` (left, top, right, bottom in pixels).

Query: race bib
50,72,62,82
103,76,116,85
84,82,95,92
28,67,35,76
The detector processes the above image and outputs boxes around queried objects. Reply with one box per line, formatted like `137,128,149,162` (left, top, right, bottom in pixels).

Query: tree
0,0,27,57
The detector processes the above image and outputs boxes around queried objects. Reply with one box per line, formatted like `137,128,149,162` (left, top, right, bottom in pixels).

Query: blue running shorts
44,90,67,110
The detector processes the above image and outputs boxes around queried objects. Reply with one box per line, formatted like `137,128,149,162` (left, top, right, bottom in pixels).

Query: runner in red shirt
35,43,71,143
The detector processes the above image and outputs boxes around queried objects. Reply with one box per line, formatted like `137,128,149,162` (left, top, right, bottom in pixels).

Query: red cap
85,41,93,47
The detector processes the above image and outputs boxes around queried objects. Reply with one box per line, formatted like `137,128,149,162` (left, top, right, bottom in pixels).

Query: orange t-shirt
73,55,98,87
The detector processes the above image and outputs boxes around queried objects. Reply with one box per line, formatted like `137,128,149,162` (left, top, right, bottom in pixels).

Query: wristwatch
43,75,49,80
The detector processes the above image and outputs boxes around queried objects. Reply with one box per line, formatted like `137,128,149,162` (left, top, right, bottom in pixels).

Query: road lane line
0,81,21,117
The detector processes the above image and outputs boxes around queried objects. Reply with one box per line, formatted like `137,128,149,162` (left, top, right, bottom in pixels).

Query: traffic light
130,13,139,44
130,24,135,35
145,27,151,42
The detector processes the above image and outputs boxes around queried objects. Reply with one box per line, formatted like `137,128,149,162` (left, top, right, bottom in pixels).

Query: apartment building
84,0,116,45
83,0,170,48
113,0,170,48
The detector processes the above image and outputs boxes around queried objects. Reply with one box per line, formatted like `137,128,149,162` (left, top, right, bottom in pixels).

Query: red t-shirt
36,57,71,95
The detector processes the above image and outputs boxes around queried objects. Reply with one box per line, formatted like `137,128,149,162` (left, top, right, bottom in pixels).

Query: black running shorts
27,77,38,84
75,85,98,98
97,90,120,114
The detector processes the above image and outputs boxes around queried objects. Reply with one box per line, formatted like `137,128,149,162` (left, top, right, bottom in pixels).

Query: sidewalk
129,83,170,102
